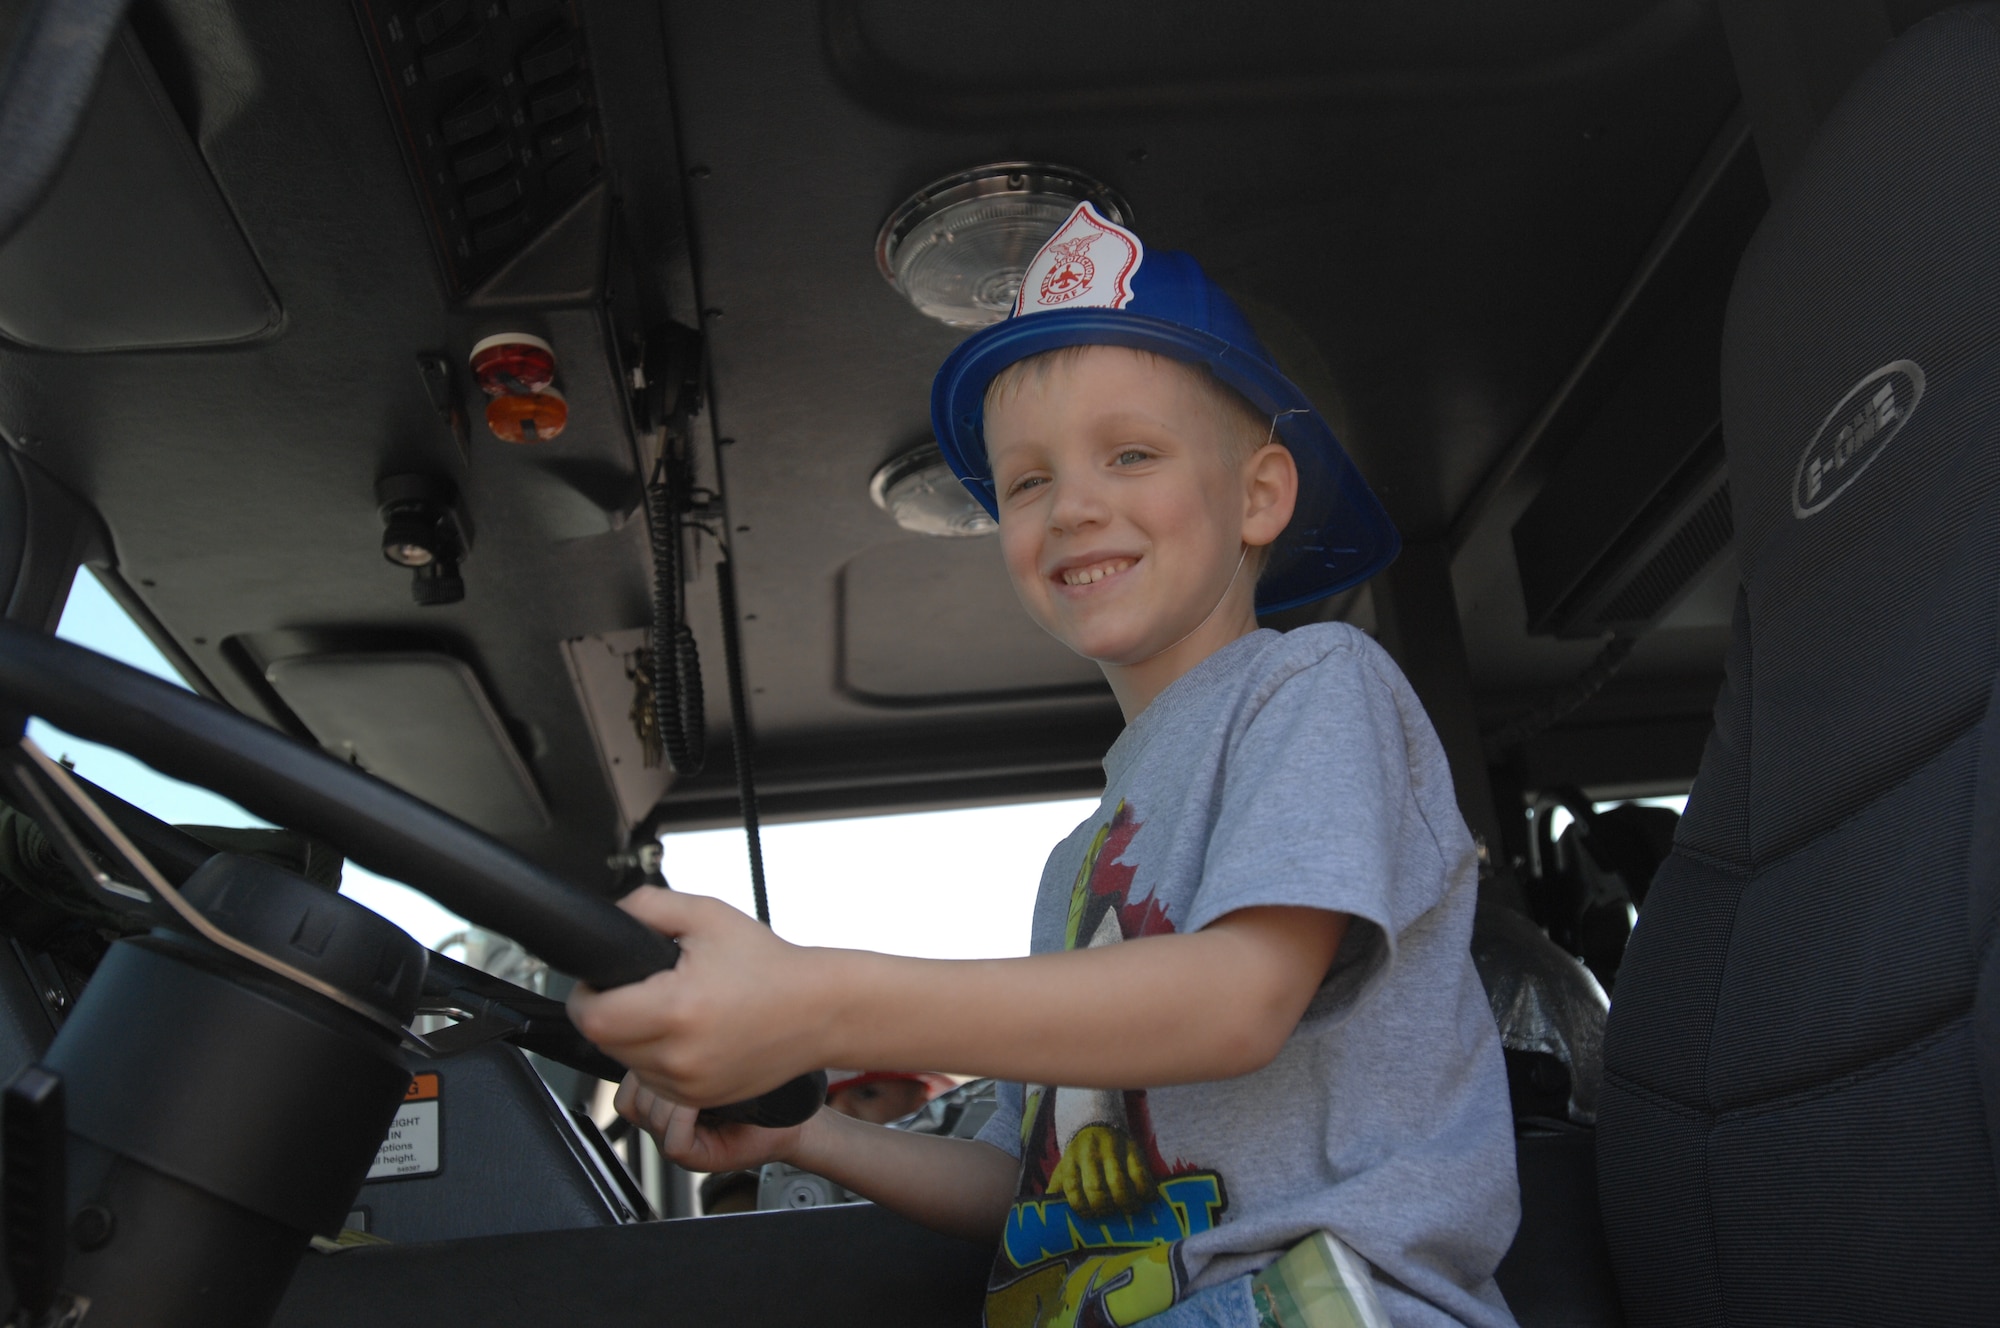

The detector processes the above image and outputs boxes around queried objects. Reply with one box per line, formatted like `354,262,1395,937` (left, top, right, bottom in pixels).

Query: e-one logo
1792,359,1924,518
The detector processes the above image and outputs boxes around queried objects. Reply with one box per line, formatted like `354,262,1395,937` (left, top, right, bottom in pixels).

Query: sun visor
264,652,550,835
0,28,279,352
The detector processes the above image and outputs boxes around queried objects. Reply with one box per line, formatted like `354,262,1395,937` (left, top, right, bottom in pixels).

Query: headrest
1712,4,2000,861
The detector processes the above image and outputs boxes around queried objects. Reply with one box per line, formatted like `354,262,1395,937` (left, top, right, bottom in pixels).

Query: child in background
699,1068,956,1215
824,1068,957,1126
571,203,1518,1328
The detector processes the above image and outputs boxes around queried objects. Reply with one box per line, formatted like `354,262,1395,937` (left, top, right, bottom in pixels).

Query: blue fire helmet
929,204,1399,613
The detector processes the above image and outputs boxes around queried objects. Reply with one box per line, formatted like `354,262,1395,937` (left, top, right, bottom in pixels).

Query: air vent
352,0,603,295
1595,483,1733,626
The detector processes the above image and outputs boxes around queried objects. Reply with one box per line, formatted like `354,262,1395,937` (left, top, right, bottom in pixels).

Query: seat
1476,904,1624,1328
1597,8,2000,1324
1528,795,1680,995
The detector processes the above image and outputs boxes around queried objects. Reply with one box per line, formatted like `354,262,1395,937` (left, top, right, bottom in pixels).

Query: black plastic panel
276,1202,992,1328
352,1043,639,1244
826,0,1706,120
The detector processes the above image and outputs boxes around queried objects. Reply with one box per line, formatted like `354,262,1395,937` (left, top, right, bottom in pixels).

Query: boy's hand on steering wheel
567,886,832,1108
615,1071,814,1174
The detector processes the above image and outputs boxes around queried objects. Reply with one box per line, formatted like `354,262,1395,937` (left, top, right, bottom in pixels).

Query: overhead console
351,0,605,296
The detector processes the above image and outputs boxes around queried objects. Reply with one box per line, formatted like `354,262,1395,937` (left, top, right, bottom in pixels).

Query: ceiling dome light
870,444,996,537
876,164,1132,328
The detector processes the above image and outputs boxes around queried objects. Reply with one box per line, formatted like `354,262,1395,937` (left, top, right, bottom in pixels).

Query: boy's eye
1114,448,1152,466
1005,474,1048,498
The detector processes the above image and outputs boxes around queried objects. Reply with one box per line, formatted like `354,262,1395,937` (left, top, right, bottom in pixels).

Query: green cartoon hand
1050,1123,1158,1218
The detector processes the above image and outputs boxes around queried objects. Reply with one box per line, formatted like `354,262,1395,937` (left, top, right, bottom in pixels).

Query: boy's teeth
1062,559,1134,586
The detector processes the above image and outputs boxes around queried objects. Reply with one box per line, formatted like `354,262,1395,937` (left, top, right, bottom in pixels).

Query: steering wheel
0,618,824,1128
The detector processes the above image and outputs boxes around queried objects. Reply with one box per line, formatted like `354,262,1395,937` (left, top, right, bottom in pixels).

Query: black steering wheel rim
0,619,680,991
0,619,830,1128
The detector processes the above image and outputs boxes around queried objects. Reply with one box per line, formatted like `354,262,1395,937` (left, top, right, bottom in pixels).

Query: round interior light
876,164,1132,328
870,444,996,538
380,507,439,567
470,333,557,397
486,387,568,443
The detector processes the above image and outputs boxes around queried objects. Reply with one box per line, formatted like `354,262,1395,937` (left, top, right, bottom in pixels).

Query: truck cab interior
0,1,1993,1325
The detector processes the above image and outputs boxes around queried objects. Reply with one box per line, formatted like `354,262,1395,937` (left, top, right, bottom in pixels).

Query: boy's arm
791,1110,1020,1241
620,1075,1019,1243
571,888,1347,1108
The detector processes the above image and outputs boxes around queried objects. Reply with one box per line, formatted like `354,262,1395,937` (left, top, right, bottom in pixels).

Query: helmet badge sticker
1013,202,1144,316
1038,234,1098,305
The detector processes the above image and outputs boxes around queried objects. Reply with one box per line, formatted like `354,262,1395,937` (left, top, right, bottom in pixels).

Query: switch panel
352,0,605,295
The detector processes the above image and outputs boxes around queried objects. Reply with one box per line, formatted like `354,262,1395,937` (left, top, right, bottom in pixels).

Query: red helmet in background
823,1069,958,1100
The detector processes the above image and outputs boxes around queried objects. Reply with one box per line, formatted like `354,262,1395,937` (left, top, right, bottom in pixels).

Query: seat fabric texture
1596,7,2000,1325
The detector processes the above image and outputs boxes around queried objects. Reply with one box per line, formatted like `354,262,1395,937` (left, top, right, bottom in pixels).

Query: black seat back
1598,8,2000,1324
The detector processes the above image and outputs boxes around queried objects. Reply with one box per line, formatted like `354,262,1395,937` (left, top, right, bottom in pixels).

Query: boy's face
984,347,1289,665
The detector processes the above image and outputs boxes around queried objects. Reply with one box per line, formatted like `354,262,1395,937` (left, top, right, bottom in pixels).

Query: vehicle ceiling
0,1,1943,891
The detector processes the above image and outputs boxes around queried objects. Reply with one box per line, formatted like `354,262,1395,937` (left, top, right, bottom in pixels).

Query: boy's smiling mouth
1055,556,1138,588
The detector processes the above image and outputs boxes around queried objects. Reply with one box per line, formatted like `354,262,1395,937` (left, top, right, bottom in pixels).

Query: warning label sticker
368,1072,440,1180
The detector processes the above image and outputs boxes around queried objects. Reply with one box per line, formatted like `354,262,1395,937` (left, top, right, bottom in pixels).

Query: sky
33,572,1081,959
657,800,1085,959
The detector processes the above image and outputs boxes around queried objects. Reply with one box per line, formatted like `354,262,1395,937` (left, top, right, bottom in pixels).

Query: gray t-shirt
975,625,1519,1328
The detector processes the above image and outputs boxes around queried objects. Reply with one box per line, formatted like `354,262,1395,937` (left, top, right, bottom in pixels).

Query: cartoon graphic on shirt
986,802,1229,1328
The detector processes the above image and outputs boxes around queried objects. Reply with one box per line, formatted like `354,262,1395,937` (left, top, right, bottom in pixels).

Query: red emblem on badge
1013,202,1145,317
1036,234,1099,306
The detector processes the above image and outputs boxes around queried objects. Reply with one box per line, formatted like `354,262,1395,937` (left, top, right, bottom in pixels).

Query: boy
568,203,1519,1328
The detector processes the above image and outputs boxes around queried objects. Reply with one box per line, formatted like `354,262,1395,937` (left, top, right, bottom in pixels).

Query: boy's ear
1241,443,1298,548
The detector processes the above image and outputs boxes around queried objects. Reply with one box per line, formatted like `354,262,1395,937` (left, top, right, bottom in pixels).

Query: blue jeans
1141,1275,1260,1328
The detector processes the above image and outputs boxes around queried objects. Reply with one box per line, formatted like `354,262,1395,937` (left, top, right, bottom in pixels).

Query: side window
656,798,1091,960
30,572,249,828
27,572,467,949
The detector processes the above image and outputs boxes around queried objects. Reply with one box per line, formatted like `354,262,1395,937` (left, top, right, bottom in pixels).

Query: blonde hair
983,344,1281,576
